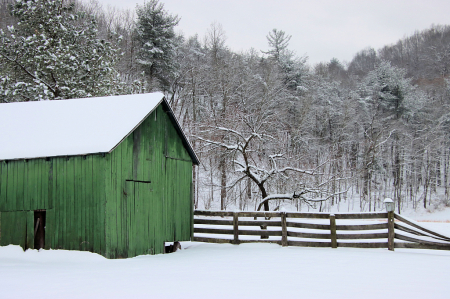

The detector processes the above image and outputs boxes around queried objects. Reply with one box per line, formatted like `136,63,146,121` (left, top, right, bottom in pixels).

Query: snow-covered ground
1,211,450,298
404,207,450,222
1,230,450,298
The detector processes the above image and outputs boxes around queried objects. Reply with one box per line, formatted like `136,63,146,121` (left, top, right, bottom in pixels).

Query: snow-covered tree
0,0,122,102
196,116,349,212
194,55,349,212
356,61,427,211
135,0,180,91
262,28,291,62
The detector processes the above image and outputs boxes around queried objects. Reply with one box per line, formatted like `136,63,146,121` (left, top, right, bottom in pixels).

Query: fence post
233,212,239,245
281,212,288,247
387,211,394,251
330,214,337,248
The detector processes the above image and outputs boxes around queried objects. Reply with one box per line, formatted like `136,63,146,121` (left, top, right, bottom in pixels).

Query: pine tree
135,0,180,91
262,29,291,62
0,0,122,102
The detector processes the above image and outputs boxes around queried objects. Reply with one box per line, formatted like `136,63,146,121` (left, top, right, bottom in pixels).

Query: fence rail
193,210,450,251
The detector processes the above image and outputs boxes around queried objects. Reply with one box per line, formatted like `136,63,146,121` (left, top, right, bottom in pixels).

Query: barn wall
105,105,193,258
0,155,107,255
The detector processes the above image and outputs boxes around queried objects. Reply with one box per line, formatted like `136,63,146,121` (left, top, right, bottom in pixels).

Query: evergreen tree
262,28,291,62
135,0,180,91
361,61,422,119
0,0,122,102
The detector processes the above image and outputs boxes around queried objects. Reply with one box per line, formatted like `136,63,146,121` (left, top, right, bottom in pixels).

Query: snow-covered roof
0,93,199,164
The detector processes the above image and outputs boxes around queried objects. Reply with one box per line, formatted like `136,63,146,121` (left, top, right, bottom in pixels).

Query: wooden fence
193,210,450,250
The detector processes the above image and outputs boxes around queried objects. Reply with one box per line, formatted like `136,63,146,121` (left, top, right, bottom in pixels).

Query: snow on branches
0,0,122,102
195,123,350,211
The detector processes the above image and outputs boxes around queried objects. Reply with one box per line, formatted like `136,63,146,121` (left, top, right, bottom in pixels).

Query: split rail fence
193,210,450,250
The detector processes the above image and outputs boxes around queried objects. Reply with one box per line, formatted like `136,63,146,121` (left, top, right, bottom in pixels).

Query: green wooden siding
0,103,194,259
0,159,53,212
105,105,193,258
0,155,106,253
50,155,106,253
0,211,27,248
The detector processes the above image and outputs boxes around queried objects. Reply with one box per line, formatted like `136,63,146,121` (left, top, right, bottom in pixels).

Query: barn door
34,210,46,249
125,180,164,256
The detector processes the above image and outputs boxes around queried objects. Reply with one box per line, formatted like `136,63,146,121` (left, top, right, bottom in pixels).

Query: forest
1,0,450,214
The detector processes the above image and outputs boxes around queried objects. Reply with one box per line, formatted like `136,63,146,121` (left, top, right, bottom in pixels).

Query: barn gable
104,103,194,258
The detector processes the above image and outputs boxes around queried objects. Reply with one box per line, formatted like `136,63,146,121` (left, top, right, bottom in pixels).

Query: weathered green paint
104,104,193,258
0,103,194,258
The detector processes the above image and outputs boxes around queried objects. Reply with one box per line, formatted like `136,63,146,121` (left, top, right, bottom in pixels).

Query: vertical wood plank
93,155,103,255
35,159,41,210
85,155,93,252
137,181,143,255
330,214,337,248
6,162,15,211
75,157,82,250
233,212,239,245
11,162,17,211
101,154,107,256
116,147,123,257
54,158,62,248
51,158,58,249
41,160,49,211
117,145,125,257
105,151,114,258
67,157,75,250
146,181,153,254
61,157,67,248
23,160,28,210
26,210,34,250
45,209,54,250
16,211,26,250
0,211,10,246
48,159,54,209
128,181,135,257
281,212,288,247
124,136,133,257
0,161,7,211
93,155,100,255
388,211,395,251
80,157,86,251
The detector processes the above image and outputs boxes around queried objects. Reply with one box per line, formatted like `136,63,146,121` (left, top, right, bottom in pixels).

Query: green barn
0,92,199,258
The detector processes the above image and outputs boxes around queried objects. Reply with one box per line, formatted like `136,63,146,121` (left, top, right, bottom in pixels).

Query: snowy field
1,221,450,299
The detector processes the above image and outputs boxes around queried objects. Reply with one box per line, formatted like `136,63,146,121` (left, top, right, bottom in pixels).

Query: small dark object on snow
165,241,181,253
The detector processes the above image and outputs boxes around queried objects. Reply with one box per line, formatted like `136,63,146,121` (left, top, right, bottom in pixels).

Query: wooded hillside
1,0,449,213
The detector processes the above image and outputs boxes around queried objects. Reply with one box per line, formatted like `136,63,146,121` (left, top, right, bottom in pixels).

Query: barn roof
0,93,199,164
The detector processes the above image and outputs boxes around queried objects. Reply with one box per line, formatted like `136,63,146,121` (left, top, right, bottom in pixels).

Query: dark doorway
34,210,46,249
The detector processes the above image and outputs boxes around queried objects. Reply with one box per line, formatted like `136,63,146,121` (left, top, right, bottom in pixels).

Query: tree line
1,0,449,213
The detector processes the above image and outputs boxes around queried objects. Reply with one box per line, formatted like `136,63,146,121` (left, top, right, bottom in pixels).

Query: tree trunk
445,148,449,199
258,184,269,239
247,178,252,209
260,186,269,211
394,146,402,214
220,157,227,210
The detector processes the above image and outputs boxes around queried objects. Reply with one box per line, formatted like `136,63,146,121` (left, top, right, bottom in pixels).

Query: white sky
94,0,450,65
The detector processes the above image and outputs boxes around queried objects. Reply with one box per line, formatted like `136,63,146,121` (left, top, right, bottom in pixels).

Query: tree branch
0,52,57,96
